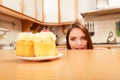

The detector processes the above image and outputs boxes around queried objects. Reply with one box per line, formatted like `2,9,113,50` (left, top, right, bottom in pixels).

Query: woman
66,22,93,50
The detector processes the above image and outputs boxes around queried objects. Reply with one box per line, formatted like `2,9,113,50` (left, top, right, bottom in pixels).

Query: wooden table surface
0,49,120,80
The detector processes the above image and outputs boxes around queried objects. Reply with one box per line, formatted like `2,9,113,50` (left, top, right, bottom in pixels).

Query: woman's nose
77,40,82,45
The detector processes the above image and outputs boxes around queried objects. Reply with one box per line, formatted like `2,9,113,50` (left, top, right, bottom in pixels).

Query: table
0,49,120,80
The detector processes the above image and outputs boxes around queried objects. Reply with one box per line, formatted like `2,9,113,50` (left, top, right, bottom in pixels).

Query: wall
0,13,22,46
90,19,120,43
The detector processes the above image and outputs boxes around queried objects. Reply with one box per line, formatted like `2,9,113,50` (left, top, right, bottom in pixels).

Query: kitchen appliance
107,31,117,44
56,37,66,45
85,22,95,36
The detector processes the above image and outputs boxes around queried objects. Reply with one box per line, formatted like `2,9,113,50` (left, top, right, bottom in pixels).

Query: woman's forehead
69,28,85,36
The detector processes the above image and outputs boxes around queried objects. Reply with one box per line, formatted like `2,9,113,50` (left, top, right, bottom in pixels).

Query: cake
34,30,57,57
16,30,58,57
16,32,34,57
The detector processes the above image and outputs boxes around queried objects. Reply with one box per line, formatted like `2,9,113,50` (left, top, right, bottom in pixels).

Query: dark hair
66,22,93,49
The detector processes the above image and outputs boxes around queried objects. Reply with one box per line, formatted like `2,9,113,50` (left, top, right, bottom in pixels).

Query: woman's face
68,28,87,50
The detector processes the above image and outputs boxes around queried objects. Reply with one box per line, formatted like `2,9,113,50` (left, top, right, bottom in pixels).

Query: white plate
17,52,63,61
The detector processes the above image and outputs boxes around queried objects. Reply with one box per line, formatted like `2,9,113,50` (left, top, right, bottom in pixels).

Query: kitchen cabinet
79,0,120,21
36,0,43,21
81,8,120,21
60,0,75,23
1,0,22,12
43,0,58,23
109,0,120,8
0,0,78,27
1,0,36,18
43,0,77,24
0,0,42,33
23,0,36,18
78,0,96,13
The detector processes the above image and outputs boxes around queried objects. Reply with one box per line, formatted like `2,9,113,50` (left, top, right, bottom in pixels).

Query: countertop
94,44,120,49
1,49,120,80
56,44,120,49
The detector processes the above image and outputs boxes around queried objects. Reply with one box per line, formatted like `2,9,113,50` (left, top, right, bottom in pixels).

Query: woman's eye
70,36,87,42
81,37,87,40
70,37,76,41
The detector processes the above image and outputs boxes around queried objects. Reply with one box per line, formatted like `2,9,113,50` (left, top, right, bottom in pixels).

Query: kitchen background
0,0,120,47
0,13,120,46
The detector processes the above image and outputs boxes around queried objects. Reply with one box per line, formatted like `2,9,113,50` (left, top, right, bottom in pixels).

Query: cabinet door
1,0,22,12
23,0,35,18
36,0,43,21
60,0,75,22
109,0,120,8
78,0,96,13
43,0,58,23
